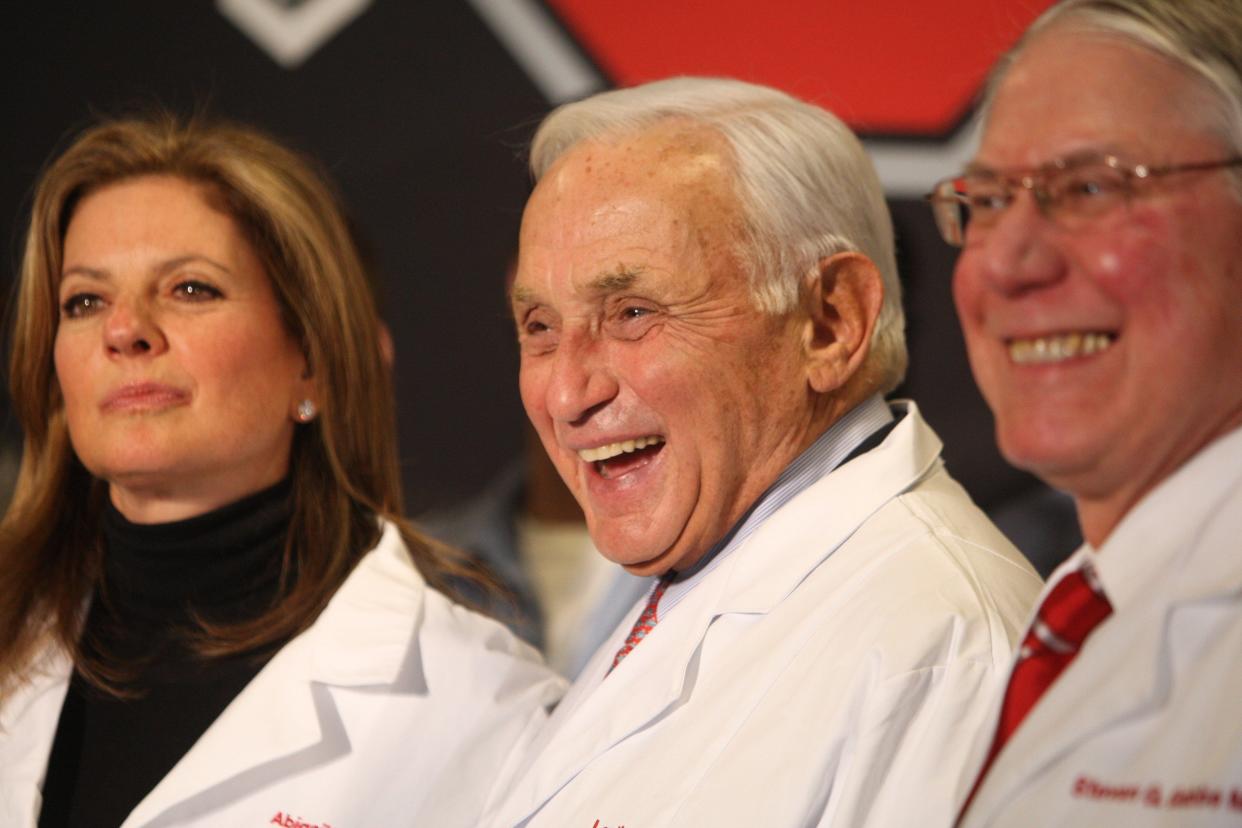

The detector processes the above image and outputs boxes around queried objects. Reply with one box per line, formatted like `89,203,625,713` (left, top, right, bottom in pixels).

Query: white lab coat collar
306,522,429,688
490,402,944,827
0,521,428,828
1092,422,1242,610
125,521,425,826
0,644,73,828
723,400,941,615
2,521,424,700
964,425,1242,826
0,640,71,737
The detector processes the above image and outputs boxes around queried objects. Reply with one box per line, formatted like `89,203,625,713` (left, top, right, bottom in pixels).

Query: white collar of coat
1088,421,1242,611
300,518,428,690
0,637,72,737
0,518,430,828
570,399,942,692
718,399,942,615
1,517,427,719
569,399,940,687
124,518,429,826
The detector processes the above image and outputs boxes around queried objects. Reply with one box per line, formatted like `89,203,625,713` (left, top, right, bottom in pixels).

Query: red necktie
960,561,1113,819
611,573,674,670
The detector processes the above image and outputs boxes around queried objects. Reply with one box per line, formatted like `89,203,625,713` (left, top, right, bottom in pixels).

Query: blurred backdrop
0,0,1077,574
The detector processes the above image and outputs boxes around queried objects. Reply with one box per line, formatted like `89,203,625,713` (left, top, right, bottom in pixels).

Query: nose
103,296,167,357
969,191,1067,295
543,328,619,425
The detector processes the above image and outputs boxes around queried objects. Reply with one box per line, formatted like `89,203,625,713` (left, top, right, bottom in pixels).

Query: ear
802,252,884,395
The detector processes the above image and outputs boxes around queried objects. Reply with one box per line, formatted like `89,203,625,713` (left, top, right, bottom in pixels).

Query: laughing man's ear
802,252,884,395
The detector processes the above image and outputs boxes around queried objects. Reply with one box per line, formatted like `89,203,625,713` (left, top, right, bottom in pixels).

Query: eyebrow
589,266,641,293
965,146,1129,176
509,283,537,306
60,254,233,284
509,265,645,306
60,264,109,281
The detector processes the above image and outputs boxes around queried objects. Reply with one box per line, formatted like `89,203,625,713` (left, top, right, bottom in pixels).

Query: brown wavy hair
0,113,476,697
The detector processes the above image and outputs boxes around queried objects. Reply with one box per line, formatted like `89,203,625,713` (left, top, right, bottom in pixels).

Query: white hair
990,0,1242,186
529,76,907,395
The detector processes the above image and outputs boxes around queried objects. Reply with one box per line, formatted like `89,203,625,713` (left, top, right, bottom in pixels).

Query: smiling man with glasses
932,1,1242,826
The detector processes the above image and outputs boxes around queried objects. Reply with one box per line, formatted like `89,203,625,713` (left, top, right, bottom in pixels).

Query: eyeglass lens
934,162,1133,246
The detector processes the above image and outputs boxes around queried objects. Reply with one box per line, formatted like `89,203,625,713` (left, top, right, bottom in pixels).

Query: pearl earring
296,400,317,422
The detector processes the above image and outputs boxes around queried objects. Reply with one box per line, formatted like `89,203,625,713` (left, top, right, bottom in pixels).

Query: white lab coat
0,521,567,827
483,405,1042,827
960,425,1242,827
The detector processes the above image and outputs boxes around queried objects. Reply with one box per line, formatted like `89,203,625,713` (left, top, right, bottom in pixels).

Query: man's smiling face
951,28,1242,543
512,123,818,575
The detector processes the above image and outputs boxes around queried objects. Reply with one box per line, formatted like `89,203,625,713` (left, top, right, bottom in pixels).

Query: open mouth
1007,332,1115,365
578,436,665,479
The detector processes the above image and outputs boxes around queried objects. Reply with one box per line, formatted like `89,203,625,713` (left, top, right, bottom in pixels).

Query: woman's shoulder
339,520,565,691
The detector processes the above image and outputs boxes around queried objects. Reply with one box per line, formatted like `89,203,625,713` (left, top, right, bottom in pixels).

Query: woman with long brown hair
0,113,563,827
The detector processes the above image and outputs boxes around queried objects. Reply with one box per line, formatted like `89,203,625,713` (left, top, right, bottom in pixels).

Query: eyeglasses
924,153,1242,247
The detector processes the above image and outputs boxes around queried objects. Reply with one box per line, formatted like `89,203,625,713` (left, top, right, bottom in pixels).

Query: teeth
578,435,664,463
1009,332,1114,364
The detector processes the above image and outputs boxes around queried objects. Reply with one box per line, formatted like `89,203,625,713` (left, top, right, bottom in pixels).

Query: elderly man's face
513,125,817,575
952,27,1242,543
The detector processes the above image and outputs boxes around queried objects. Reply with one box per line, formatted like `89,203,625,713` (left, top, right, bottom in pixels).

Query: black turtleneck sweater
38,479,295,828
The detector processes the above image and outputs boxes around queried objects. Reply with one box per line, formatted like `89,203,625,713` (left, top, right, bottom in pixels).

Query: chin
592,527,680,575
617,556,675,578
79,453,170,485
596,540,662,571
997,425,1053,473
997,424,1093,491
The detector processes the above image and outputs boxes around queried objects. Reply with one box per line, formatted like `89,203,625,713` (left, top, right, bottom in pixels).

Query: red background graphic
548,0,1055,135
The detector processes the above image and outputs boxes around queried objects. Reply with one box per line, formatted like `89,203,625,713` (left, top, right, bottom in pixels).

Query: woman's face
54,175,314,523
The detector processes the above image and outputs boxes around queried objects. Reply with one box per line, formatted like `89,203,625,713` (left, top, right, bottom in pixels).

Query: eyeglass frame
923,153,1242,247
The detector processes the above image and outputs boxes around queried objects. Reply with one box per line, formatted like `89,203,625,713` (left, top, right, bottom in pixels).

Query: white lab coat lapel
494,404,943,827
724,404,942,615
124,523,426,828
0,647,72,828
965,429,1242,826
496,561,734,825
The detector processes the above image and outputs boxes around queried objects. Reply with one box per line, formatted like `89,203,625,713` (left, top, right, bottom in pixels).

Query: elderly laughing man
485,77,1042,827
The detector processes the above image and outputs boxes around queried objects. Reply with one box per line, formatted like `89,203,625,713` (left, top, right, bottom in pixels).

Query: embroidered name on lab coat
1072,776,1242,813
269,811,333,828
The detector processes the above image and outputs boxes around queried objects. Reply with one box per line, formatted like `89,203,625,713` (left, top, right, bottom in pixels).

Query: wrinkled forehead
513,125,743,298
979,25,1226,169
531,122,738,215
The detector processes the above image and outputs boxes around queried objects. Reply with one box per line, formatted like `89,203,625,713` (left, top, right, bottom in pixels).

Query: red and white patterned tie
960,561,1113,819
611,573,674,670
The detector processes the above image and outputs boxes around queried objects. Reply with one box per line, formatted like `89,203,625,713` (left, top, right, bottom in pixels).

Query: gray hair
990,0,1242,164
529,76,907,395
